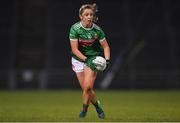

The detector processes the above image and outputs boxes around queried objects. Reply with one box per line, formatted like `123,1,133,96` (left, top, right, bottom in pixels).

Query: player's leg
76,72,84,90
73,58,105,118
90,90,105,119
76,71,97,104
80,65,97,116
90,90,97,104
76,72,89,118
79,65,105,119
76,72,88,118
72,59,97,118
76,71,103,118
72,58,87,117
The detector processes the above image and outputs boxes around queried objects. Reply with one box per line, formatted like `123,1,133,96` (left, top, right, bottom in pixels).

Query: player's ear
79,15,82,20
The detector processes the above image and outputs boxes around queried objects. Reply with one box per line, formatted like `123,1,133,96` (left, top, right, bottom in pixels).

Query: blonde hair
79,3,98,22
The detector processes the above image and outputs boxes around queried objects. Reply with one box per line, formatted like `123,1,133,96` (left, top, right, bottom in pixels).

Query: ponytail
92,3,98,22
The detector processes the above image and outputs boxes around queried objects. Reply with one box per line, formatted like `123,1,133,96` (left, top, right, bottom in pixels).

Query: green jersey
69,22,106,61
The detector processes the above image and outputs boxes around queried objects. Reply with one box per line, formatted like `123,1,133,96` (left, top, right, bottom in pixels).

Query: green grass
0,90,180,122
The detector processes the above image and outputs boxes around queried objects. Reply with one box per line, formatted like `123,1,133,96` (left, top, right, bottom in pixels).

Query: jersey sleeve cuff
99,37,106,42
70,39,78,41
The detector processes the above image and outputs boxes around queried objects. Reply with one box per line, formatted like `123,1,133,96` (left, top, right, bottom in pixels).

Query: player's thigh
76,72,84,89
72,57,85,89
84,65,97,88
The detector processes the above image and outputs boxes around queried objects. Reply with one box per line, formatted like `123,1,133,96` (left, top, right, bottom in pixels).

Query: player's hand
84,57,97,71
84,58,88,63
104,59,110,72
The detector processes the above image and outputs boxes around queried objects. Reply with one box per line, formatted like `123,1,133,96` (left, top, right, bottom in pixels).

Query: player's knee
84,86,92,93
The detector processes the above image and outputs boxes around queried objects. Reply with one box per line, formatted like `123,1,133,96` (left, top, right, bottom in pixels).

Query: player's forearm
72,49,87,62
103,46,110,60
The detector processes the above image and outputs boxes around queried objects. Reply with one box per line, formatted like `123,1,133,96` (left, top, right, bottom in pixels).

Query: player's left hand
104,59,110,72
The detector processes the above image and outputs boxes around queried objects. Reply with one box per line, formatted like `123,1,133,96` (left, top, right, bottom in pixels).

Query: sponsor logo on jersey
79,39,95,46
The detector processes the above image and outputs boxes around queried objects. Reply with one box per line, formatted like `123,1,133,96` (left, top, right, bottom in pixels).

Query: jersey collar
80,22,94,30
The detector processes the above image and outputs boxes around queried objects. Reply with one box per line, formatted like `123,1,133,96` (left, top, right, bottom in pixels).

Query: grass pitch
0,90,180,122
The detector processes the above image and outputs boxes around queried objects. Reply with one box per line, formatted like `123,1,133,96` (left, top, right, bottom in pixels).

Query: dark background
0,0,179,90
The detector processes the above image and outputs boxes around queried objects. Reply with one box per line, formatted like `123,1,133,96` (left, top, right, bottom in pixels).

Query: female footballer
69,3,110,119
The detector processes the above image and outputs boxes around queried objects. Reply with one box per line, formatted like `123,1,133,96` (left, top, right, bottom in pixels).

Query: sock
92,101,99,109
82,104,89,112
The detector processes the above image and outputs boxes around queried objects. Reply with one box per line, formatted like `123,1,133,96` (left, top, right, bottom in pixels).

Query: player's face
80,9,94,28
